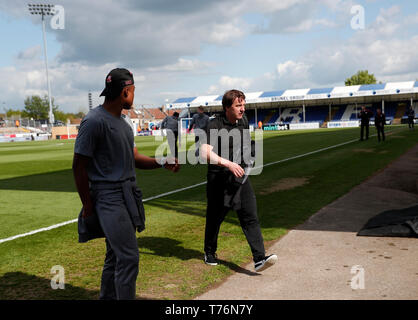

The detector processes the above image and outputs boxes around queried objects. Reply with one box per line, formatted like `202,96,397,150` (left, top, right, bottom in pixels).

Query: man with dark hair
200,89,277,272
359,106,372,141
72,68,179,300
374,108,386,142
407,106,415,129
161,111,180,157
189,106,210,157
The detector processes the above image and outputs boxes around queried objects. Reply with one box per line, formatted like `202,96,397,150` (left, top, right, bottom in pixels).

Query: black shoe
254,254,278,272
204,253,218,266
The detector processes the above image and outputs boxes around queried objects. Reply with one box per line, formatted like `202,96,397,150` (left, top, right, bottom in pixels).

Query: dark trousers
195,135,201,157
376,125,385,141
204,173,265,262
409,117,414,129
95,188,139,300
168,131,179,158
360,124,369,140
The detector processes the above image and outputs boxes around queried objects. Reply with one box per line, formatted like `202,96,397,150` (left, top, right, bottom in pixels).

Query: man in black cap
374,108,386,142
359,106,373,141
200,89,277,272
73,68,179,300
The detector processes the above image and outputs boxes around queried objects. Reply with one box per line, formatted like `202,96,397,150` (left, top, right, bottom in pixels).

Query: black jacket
359,109,373,125
375,113,386,128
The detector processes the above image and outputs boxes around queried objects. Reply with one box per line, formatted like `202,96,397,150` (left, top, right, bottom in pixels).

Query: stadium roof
167,81,418,109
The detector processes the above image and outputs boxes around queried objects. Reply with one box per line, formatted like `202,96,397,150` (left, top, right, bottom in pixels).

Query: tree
53,109,68,122
6,108,22,117
345,70,377,86
23,95,59,120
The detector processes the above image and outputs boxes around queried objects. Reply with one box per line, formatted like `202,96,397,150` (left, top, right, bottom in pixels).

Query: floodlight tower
28,3,55,125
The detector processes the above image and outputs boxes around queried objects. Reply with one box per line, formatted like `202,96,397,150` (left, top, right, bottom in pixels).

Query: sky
0,0,417,113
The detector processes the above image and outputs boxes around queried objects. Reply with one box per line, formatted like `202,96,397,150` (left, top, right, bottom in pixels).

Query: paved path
196,143,418,300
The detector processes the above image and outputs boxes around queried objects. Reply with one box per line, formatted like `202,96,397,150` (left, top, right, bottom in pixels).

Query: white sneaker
254,254,278,272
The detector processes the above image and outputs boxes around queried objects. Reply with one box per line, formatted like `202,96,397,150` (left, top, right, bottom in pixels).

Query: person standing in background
374,108,386,142
407,106,415,129
359,106,372,141
161,111,180,158
188,106,210,157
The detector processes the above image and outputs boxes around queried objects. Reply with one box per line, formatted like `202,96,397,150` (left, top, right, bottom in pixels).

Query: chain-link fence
0,116,51,132
0,116,53,142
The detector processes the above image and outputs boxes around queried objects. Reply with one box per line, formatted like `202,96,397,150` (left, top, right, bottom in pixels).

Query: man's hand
164,157,180,173
226,161,245,178
82,202,94,218
200,143,244,177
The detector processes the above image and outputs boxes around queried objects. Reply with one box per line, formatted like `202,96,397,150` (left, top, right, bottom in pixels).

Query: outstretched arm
133,147,180,172
200,143,244,177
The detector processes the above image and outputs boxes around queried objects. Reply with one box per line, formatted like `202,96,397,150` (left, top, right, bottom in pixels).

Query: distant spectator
374,108,386,142
189,106,209,132
161,111,180,157
407,106,415,130
359,106,373,141
188,106,209,157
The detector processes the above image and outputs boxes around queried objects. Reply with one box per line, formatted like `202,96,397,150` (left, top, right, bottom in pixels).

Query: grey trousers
94,188,139,300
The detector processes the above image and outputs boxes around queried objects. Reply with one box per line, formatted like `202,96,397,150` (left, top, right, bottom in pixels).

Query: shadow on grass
0,272,160,300
148,199,241,226
0,272,98,300
0,169,76,192
137,236,256,276
137,236,202,260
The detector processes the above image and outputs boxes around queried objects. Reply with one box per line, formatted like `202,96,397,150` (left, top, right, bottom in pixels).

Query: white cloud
219,76,253,89
146,58,212,73
275,60,312,88
208,21,246,44
17,45,42,60
267,5,418,90
207,76,254,94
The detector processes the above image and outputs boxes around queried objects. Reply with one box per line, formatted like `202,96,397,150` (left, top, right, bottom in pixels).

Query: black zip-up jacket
359,109,373,125
375,113,386,128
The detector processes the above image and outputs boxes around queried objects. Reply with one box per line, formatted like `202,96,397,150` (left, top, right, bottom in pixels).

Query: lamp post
28,4,55,125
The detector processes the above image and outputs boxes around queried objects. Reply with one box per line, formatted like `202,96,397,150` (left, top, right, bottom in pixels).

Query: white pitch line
0,219,78,244
0,181,207,245
0,128,401,244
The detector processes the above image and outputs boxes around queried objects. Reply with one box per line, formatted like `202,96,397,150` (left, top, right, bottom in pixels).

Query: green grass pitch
0,125,417,299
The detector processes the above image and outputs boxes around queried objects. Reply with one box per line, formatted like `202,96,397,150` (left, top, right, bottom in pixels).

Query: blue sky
0,0,417,113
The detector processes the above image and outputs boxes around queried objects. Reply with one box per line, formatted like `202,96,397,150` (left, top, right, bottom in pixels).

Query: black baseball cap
100,68,134,97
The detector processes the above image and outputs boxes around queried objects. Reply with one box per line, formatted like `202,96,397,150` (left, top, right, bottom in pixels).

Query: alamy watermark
154,128,264,175
351,5,365,30
50,5,65,30
350,265,365,290
50,265,65,289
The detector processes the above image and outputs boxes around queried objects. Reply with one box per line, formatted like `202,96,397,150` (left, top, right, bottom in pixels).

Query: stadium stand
188,101,413,129
305,106,328,124
168,81,417,128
